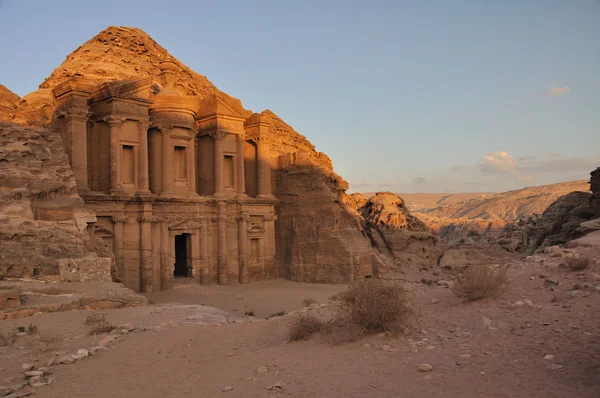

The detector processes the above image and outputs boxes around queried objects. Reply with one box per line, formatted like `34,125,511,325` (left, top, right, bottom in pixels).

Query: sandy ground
1,248,600,398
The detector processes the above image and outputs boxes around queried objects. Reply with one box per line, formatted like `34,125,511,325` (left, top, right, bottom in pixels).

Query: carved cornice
112,215,129,223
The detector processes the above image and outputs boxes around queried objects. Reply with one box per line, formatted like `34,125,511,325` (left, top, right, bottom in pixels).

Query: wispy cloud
547,84,570,97
479,151,532,182
352,181,375,188
412,177,427,185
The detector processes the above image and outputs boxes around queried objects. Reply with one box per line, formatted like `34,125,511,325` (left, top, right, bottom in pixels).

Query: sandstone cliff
1,26,379,283
0,84,19,122
0,122,112,281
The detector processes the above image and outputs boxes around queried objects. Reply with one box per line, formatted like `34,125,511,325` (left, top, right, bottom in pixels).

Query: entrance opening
174,234,190,277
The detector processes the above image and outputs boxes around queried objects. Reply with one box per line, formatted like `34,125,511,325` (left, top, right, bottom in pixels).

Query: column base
160,191,175,198
257,194,277,201
109,188,127,196
136,190,152,196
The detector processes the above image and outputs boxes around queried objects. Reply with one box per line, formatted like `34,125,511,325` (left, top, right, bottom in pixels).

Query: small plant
288,314,323,341
37,332,61,353
244,308,255,316
452,264,509,301
335,278,413,334
84,313,115,335
265,310,286,320
0,330,18,347
565,256,593,272
301,298,317,307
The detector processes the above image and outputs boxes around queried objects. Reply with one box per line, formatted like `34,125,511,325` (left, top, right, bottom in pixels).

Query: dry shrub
301,298,317,307
0,330,17,347
335,278,413,334
84,313,115,335
37,332,61,352
321,317,363,344
452,264,509,301
565,256,593,271
288,314,323,341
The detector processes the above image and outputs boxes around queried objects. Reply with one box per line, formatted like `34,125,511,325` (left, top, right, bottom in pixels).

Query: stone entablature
51,62,278,292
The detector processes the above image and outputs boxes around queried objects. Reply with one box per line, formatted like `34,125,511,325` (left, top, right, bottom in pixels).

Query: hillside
395,192,490,212
418,180,590,221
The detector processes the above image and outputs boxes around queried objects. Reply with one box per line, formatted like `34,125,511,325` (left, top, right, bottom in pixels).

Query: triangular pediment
196,94,246,120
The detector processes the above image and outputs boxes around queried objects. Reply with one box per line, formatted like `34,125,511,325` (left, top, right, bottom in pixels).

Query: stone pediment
52,78,96,100
196,94,246,121
89,77,153,103
247,224,264,234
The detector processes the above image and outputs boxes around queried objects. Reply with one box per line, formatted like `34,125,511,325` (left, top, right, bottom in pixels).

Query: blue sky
1,0,598,193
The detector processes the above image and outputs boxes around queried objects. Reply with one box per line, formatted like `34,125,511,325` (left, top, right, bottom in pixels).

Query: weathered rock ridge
0,26,378,284
0,122,112,280
357,192,439,266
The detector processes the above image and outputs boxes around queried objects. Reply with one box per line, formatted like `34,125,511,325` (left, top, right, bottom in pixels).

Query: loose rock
417,364,433,372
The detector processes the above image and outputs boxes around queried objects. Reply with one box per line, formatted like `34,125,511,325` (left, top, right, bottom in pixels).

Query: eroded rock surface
0,122,112,280
358,192,439,266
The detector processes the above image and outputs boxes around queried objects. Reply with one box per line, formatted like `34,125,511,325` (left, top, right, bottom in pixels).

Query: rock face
0,84,20,122
358,192,438,266
343,192,368,211
275,152,379,282
0,122,112,280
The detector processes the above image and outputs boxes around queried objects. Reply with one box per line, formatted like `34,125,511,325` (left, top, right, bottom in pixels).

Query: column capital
254,135,271,143
112,215,129,223
153,123,173,135
264,214,278,221
104,116,125,127
138,120,151,130
210,130,228,140
64,110,90,121
211,215,227,222
236,213,251,222
137,215,161,223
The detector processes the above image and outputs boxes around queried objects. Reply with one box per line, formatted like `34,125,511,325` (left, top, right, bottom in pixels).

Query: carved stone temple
51,62,277,292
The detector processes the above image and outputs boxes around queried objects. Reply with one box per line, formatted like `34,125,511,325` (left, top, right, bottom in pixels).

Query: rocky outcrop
0,84,20,122
359,192,439,266
275,152,379,283
513,191,597,254
591,167,600,213
342,192,368,211
0,122,112,280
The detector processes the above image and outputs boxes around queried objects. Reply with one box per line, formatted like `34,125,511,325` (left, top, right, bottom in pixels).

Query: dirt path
1,247,599,398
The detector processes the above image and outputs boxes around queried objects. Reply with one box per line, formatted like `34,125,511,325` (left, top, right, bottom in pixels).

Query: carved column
188,141,197,196
200,219,209,284
106,117,124,193
137,121,150,194
138,214,154,293
216,203,228,284
237,213,249,284
161,221,172,290
213,131,225,196
191,232,201,281
112,215,128,283
256,136,272,197
161,126,174,195
66,111,90,192
236,135,246,195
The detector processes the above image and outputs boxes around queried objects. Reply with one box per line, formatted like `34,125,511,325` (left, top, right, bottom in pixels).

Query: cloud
479,151,532,182
412,177,427,185
547,84,570,97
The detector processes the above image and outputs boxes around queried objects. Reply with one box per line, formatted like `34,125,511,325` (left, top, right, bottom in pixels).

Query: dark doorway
174,234,190,277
